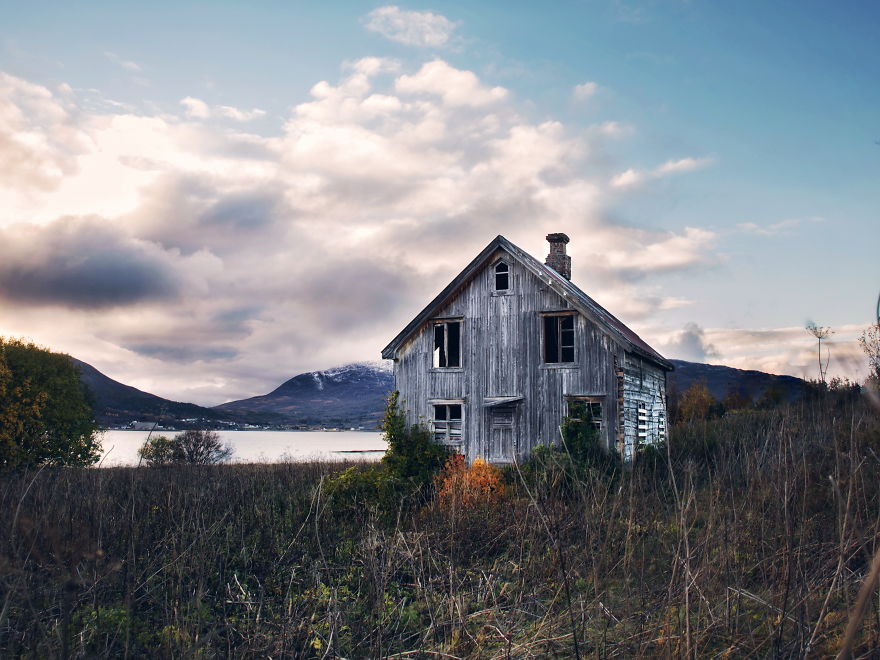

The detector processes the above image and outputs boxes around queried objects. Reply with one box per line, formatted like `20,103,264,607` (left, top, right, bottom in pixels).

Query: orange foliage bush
435,454,506,508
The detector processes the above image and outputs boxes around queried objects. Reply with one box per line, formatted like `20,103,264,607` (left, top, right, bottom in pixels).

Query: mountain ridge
74,357,805,429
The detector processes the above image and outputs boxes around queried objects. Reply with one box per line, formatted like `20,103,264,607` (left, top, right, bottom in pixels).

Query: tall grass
1,390,878,658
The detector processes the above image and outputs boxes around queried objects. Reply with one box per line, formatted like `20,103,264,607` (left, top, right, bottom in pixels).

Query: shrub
138,430,233,466
326,391,449,515
435,454,506,509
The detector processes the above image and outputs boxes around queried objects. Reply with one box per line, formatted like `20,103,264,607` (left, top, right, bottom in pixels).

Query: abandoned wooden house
381,233,673,463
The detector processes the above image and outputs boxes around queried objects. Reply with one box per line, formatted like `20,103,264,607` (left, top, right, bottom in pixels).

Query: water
98,430,386,466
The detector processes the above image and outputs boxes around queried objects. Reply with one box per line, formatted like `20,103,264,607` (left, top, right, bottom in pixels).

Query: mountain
74,355,804,430
214,362,395,429
72,358,284,428
668,359,805,403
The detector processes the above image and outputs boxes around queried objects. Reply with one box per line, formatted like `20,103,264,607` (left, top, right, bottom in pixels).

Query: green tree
138,430,233,466
0,338,101,468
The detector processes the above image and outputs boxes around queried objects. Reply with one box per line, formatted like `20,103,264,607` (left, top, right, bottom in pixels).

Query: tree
138,429,233,466
0,338,101,469
678,381,715,422
721,386,751,412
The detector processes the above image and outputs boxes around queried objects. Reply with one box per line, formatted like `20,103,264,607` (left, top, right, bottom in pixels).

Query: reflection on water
98,430,386,466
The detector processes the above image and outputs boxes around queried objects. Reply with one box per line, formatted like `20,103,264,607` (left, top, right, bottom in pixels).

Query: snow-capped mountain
213,362,395,428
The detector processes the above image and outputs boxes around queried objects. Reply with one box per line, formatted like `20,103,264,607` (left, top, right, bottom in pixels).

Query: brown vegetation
1,389,879,657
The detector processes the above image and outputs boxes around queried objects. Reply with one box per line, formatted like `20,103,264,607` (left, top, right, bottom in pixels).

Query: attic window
544,314,575,363
494,261,509,291
433,320,461,368
433,403,463,448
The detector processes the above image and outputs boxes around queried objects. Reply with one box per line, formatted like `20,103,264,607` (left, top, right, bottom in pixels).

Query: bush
435,454,506,509
138,430,233,466
0,338,100,468
326,391,449,514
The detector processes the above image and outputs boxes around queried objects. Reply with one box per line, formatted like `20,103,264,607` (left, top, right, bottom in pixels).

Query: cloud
0,60,722,403
611,156,714,189
661,322,719,362
395,59,507,106
737,216,825,236
573,81,598,100
0,72,91,193
180,97,265,121
180,96,210,119
217,105,266,121
592,121,633,137
0,216,186,308
363,5,458,47
654,156,713,176
645,323,870,383
104,51,142,72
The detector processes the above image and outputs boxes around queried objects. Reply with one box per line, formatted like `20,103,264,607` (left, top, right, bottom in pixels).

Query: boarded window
433,404,463,448
544,314,575,363
433,321,461,368
494,261,509,291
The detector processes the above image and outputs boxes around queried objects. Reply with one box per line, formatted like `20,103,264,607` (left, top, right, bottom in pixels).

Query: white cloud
364,5,458,47
737,216,825,236
643,323,870,383
217,105,267,121
610,168,642,188
611,156,714,189
573,81,598,100
0,60,722,404
654,156,713,176
104,51,142,72
395,59,507,107
180,97,266,122
592,120,632,137
181,96,211,119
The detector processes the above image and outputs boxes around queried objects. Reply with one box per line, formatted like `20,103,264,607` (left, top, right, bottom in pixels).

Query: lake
98,430,387,466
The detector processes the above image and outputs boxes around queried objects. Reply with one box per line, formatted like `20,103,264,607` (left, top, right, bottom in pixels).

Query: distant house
381,234,673,463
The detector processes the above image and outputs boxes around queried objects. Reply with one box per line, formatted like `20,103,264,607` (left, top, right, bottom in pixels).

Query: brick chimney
544,233,571,280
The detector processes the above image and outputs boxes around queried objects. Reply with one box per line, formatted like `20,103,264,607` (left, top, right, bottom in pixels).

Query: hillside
72,358,283,428
668,359,805,402
214,362,394,429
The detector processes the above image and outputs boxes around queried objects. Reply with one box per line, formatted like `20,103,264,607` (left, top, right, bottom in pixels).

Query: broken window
433,403,463,448
543,314,575,363
567,397,603,432
494,261,509,291
433,320,461,368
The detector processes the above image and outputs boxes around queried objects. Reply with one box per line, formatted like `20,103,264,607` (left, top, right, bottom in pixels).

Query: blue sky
0,1,877,402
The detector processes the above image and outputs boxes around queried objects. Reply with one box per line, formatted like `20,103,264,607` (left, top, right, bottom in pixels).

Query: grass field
1,389,878,658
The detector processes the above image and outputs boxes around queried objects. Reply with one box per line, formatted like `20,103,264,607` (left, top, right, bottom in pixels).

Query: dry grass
1,389,879,658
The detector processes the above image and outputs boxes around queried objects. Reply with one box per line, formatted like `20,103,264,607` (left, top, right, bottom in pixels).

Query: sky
0,0,877,405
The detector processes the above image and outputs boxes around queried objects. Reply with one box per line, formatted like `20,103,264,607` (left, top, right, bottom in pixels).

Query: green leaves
0,338,101,468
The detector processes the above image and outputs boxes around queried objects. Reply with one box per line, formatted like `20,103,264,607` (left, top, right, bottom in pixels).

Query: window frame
566,395,604,433
432,318,463,369
432,401,464,450
541,312,577,365
493,260,510,292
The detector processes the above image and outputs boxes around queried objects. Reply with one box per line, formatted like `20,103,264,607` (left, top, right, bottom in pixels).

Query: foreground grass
1,392,879,658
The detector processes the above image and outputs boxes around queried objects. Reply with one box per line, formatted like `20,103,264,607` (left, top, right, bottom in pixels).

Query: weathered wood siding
621,354,667,460
393,248,627,462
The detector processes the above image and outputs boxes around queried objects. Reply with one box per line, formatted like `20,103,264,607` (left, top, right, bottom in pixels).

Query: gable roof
381,235,673,370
